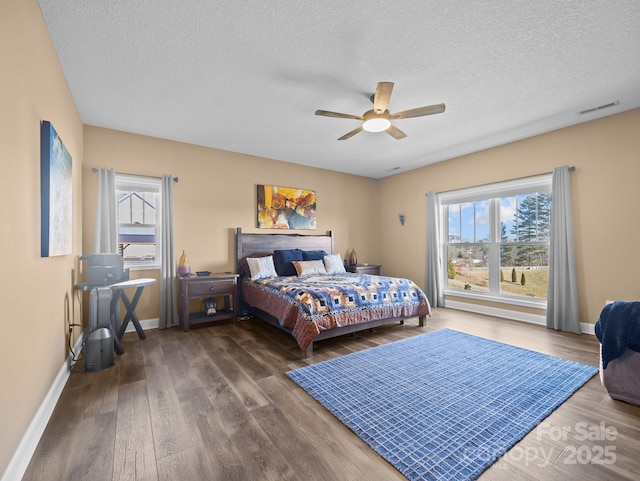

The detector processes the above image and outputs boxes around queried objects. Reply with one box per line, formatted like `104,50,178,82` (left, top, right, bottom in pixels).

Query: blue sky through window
448,200,489,242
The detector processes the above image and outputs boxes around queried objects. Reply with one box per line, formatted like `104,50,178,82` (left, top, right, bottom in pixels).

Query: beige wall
82,126,381,321
86,109,640,329
378,108,640,327
0,0,84,475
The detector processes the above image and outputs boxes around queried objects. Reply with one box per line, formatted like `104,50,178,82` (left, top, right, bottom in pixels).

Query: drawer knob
210,286,215,291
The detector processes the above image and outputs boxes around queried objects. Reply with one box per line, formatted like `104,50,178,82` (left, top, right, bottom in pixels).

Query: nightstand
347,264,382,275
177,273,239,331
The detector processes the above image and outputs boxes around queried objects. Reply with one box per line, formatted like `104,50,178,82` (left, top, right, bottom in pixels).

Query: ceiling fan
315,81,445,140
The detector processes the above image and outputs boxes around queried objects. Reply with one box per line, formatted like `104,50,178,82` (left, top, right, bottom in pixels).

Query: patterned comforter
241,273,431,351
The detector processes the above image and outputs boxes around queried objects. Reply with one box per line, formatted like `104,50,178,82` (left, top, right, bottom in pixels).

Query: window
116,175,162,270
440,174,552,306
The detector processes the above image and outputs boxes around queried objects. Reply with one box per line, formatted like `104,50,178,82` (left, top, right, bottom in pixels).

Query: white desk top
109,278,156,289
74,278,156,291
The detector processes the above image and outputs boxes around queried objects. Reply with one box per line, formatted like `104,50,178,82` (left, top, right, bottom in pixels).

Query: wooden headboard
235,227,334,273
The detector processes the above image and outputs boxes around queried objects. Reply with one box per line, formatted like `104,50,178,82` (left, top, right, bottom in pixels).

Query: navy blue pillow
302,250,326,261
274,249,304,276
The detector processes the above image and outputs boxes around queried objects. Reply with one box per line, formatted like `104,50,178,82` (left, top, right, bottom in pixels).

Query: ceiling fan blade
315,110,363,120
385,125,407,140
338,126,364,140
391,103,446,120
373,82,394,114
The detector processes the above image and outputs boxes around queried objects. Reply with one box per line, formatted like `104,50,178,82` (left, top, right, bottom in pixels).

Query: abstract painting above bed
241,272,431,353
256,185,316,229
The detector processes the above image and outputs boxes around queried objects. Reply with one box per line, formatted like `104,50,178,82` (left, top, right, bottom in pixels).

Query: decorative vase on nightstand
349,248,357,267
178,250,191,276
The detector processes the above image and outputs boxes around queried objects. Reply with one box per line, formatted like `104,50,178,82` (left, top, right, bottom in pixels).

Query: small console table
75,277,155,355
178,273,239,332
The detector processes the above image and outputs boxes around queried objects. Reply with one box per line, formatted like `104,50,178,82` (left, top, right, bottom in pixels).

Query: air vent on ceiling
578,100,620,115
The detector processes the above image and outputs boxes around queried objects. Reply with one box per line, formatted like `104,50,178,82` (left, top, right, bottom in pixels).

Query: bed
235,227,431,357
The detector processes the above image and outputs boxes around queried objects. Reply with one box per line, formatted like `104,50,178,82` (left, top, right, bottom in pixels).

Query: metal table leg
115,286,147,340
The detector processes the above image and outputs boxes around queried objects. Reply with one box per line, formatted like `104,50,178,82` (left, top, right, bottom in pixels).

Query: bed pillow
292,260,328,276
302,250,326,261
274,248,304,276
246,255,278,280
324,253,346,275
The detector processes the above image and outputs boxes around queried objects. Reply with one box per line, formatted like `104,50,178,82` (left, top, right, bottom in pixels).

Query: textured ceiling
38,0,640,179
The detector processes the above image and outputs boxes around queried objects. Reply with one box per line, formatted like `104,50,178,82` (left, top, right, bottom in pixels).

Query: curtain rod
430,166,575,196
91,167,178,183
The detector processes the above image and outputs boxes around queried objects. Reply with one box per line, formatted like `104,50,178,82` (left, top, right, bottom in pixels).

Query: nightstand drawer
347,264,382,275
187,278,235,296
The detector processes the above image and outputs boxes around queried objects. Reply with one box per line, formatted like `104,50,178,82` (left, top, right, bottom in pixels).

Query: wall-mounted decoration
41,120,72,257
399,214,406,226
257,185,316,229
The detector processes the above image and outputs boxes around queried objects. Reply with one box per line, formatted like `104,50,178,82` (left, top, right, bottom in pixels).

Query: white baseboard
1,332,84,481
444,300,595,335
580,322,596,336
124,317,160,332
3,319,158,481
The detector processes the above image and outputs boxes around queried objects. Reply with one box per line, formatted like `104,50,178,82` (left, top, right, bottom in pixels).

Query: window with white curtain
115,174,162,270
440,174,552,308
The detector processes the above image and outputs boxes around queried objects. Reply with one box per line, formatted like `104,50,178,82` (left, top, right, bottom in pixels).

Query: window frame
115,174,162,271
439,174,552,309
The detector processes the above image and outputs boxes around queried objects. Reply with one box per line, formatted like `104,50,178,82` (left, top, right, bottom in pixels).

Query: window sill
126,263,161,272
443,288,547,310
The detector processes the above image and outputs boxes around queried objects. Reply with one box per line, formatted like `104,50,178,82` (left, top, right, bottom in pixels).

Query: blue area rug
287,328,597,481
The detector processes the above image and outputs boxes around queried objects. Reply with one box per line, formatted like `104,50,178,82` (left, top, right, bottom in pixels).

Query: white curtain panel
425,191,444,307
94,167,117,253
159,175,178,328
546,166,581,333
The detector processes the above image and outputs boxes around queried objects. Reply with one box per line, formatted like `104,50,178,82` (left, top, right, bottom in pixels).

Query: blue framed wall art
40,120,72,257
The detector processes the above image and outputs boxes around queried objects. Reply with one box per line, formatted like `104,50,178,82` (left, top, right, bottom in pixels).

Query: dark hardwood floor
22,308,640,481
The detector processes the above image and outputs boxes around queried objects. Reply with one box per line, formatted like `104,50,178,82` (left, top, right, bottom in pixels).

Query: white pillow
324,253,346,275
292,260,327,276
246,256,278,280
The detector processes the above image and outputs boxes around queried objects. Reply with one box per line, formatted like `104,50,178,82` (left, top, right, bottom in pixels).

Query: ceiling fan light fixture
362,117,391,132
315,82,445,140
